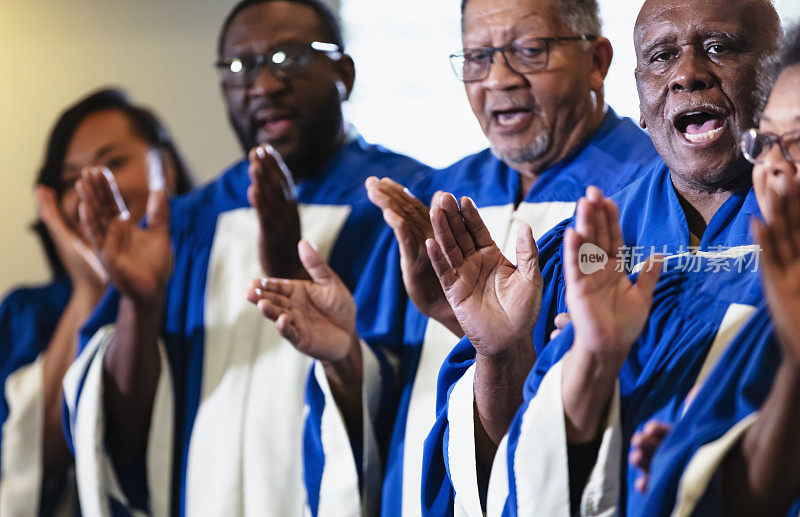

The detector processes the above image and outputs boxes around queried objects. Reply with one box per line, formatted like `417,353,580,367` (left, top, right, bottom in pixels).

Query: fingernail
307,241,318,251
255,288,262,296
256,146,266,159
403,187,417,199
261,278,269,287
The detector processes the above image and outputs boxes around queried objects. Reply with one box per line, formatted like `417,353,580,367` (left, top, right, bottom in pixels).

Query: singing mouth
672,107,728,144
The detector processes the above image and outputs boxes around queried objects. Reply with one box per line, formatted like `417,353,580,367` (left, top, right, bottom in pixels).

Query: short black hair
33,88,194,279
217,0,344,59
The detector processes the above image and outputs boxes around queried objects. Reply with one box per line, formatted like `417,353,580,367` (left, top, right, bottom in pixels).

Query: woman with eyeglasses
0,88,193,515
623,23,800,517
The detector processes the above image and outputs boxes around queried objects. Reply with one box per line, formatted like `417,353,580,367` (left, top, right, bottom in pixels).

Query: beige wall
0,0,245,295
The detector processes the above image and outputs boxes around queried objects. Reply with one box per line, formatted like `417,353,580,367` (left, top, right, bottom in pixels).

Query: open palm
426,193,542,357
564,187,661,365
77,167,172,305
248,240,357,362
752,177,800,366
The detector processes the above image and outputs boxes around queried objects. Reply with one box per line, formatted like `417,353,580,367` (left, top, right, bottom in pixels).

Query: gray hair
461,0,602,36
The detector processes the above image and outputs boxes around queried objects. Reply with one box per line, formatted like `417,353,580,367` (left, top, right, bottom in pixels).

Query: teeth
497,112,527,126
684,126,723,143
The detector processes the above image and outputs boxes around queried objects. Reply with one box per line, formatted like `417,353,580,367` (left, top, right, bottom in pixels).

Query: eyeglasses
740,128,800,164
449,35,596,83
215,41,343,87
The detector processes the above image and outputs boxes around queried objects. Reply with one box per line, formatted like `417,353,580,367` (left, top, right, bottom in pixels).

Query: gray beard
492,129,551,166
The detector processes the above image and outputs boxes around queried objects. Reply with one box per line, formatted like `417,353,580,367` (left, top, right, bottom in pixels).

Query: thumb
298,240,337,284
146,189,170,230
635,254,663,297
515,223,539,279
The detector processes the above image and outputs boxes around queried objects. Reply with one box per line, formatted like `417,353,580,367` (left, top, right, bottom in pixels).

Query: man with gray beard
246,0,658,515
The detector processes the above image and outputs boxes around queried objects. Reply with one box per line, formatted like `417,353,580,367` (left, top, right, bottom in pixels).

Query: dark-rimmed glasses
740,128,800,164
449,35,596,83
215,41,342,87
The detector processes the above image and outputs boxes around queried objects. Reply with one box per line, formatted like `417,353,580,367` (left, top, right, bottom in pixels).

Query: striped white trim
314,339,383,517
671,413,759,517
486,434,510,517
65,325,173,517
0,355,44,517
513,358,622,517
187,204,350,516
687,304,756,412
447,364,482,517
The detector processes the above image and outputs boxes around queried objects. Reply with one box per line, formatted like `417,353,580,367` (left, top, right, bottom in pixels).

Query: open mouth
674,110,727,143
491,108,534,129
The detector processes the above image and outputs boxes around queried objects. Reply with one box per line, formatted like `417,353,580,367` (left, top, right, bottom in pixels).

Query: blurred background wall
1,0,799,295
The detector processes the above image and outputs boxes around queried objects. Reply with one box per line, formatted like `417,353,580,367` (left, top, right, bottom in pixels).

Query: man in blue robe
419,0,783,513
633,28,800,516
249,0,658,515
61,1,429,515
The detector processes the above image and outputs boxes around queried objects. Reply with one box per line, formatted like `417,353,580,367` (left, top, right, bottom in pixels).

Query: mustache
666,101,728,124
485,96,540,116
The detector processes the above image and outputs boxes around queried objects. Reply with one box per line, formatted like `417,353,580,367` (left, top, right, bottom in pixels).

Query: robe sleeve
62,324,173,517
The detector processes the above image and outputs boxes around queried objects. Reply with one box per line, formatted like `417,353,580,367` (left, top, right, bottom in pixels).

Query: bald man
419,0,784,514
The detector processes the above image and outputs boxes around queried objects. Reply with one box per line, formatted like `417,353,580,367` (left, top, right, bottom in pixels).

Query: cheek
466,86,488,127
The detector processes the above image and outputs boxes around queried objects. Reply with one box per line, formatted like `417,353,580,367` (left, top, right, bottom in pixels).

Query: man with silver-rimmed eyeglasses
265,0,661,515
62,0,430,516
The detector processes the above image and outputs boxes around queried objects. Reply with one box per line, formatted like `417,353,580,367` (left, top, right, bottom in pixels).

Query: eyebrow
94,141,127,160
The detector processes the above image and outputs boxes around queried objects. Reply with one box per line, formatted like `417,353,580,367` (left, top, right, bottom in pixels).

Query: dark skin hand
425,192,542,480
247,240,363,447
77,167,170,465
247,144,307,280
560,188,662,446
634,0,781,234
36,185,108,501
722,163,800,516
365,178,463,336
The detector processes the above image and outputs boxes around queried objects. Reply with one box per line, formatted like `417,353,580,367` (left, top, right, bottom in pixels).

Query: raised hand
36,185,108,293
247,144,305,279
425,192,542,358
564,187,662,366
366,178,461,334
77,166,172,306
561,187,662,443
751,171,800,366
247,240,358,362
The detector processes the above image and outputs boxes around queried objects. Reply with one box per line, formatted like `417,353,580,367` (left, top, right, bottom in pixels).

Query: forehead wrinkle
463,6,558,44
635,0,771,50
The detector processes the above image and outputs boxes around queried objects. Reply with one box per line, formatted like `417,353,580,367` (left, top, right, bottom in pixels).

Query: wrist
321,331,362,384
562,347,620,444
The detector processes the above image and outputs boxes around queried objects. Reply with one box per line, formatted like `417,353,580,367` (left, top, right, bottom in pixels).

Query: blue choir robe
422,166,762,516
61,135,429,517
0,278,79,516
301,108,660,517
640,293,800,516
488,256,767,517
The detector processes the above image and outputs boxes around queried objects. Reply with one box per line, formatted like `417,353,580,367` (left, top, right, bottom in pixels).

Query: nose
484,50,527,90
761,142,796,181
248,64,288,97
669,47,714,93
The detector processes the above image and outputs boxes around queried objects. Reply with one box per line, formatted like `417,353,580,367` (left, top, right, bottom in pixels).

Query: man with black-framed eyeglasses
62,0,430,516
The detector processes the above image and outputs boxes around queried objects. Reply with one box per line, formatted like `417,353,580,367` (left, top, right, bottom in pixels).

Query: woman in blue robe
0,88,193,515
